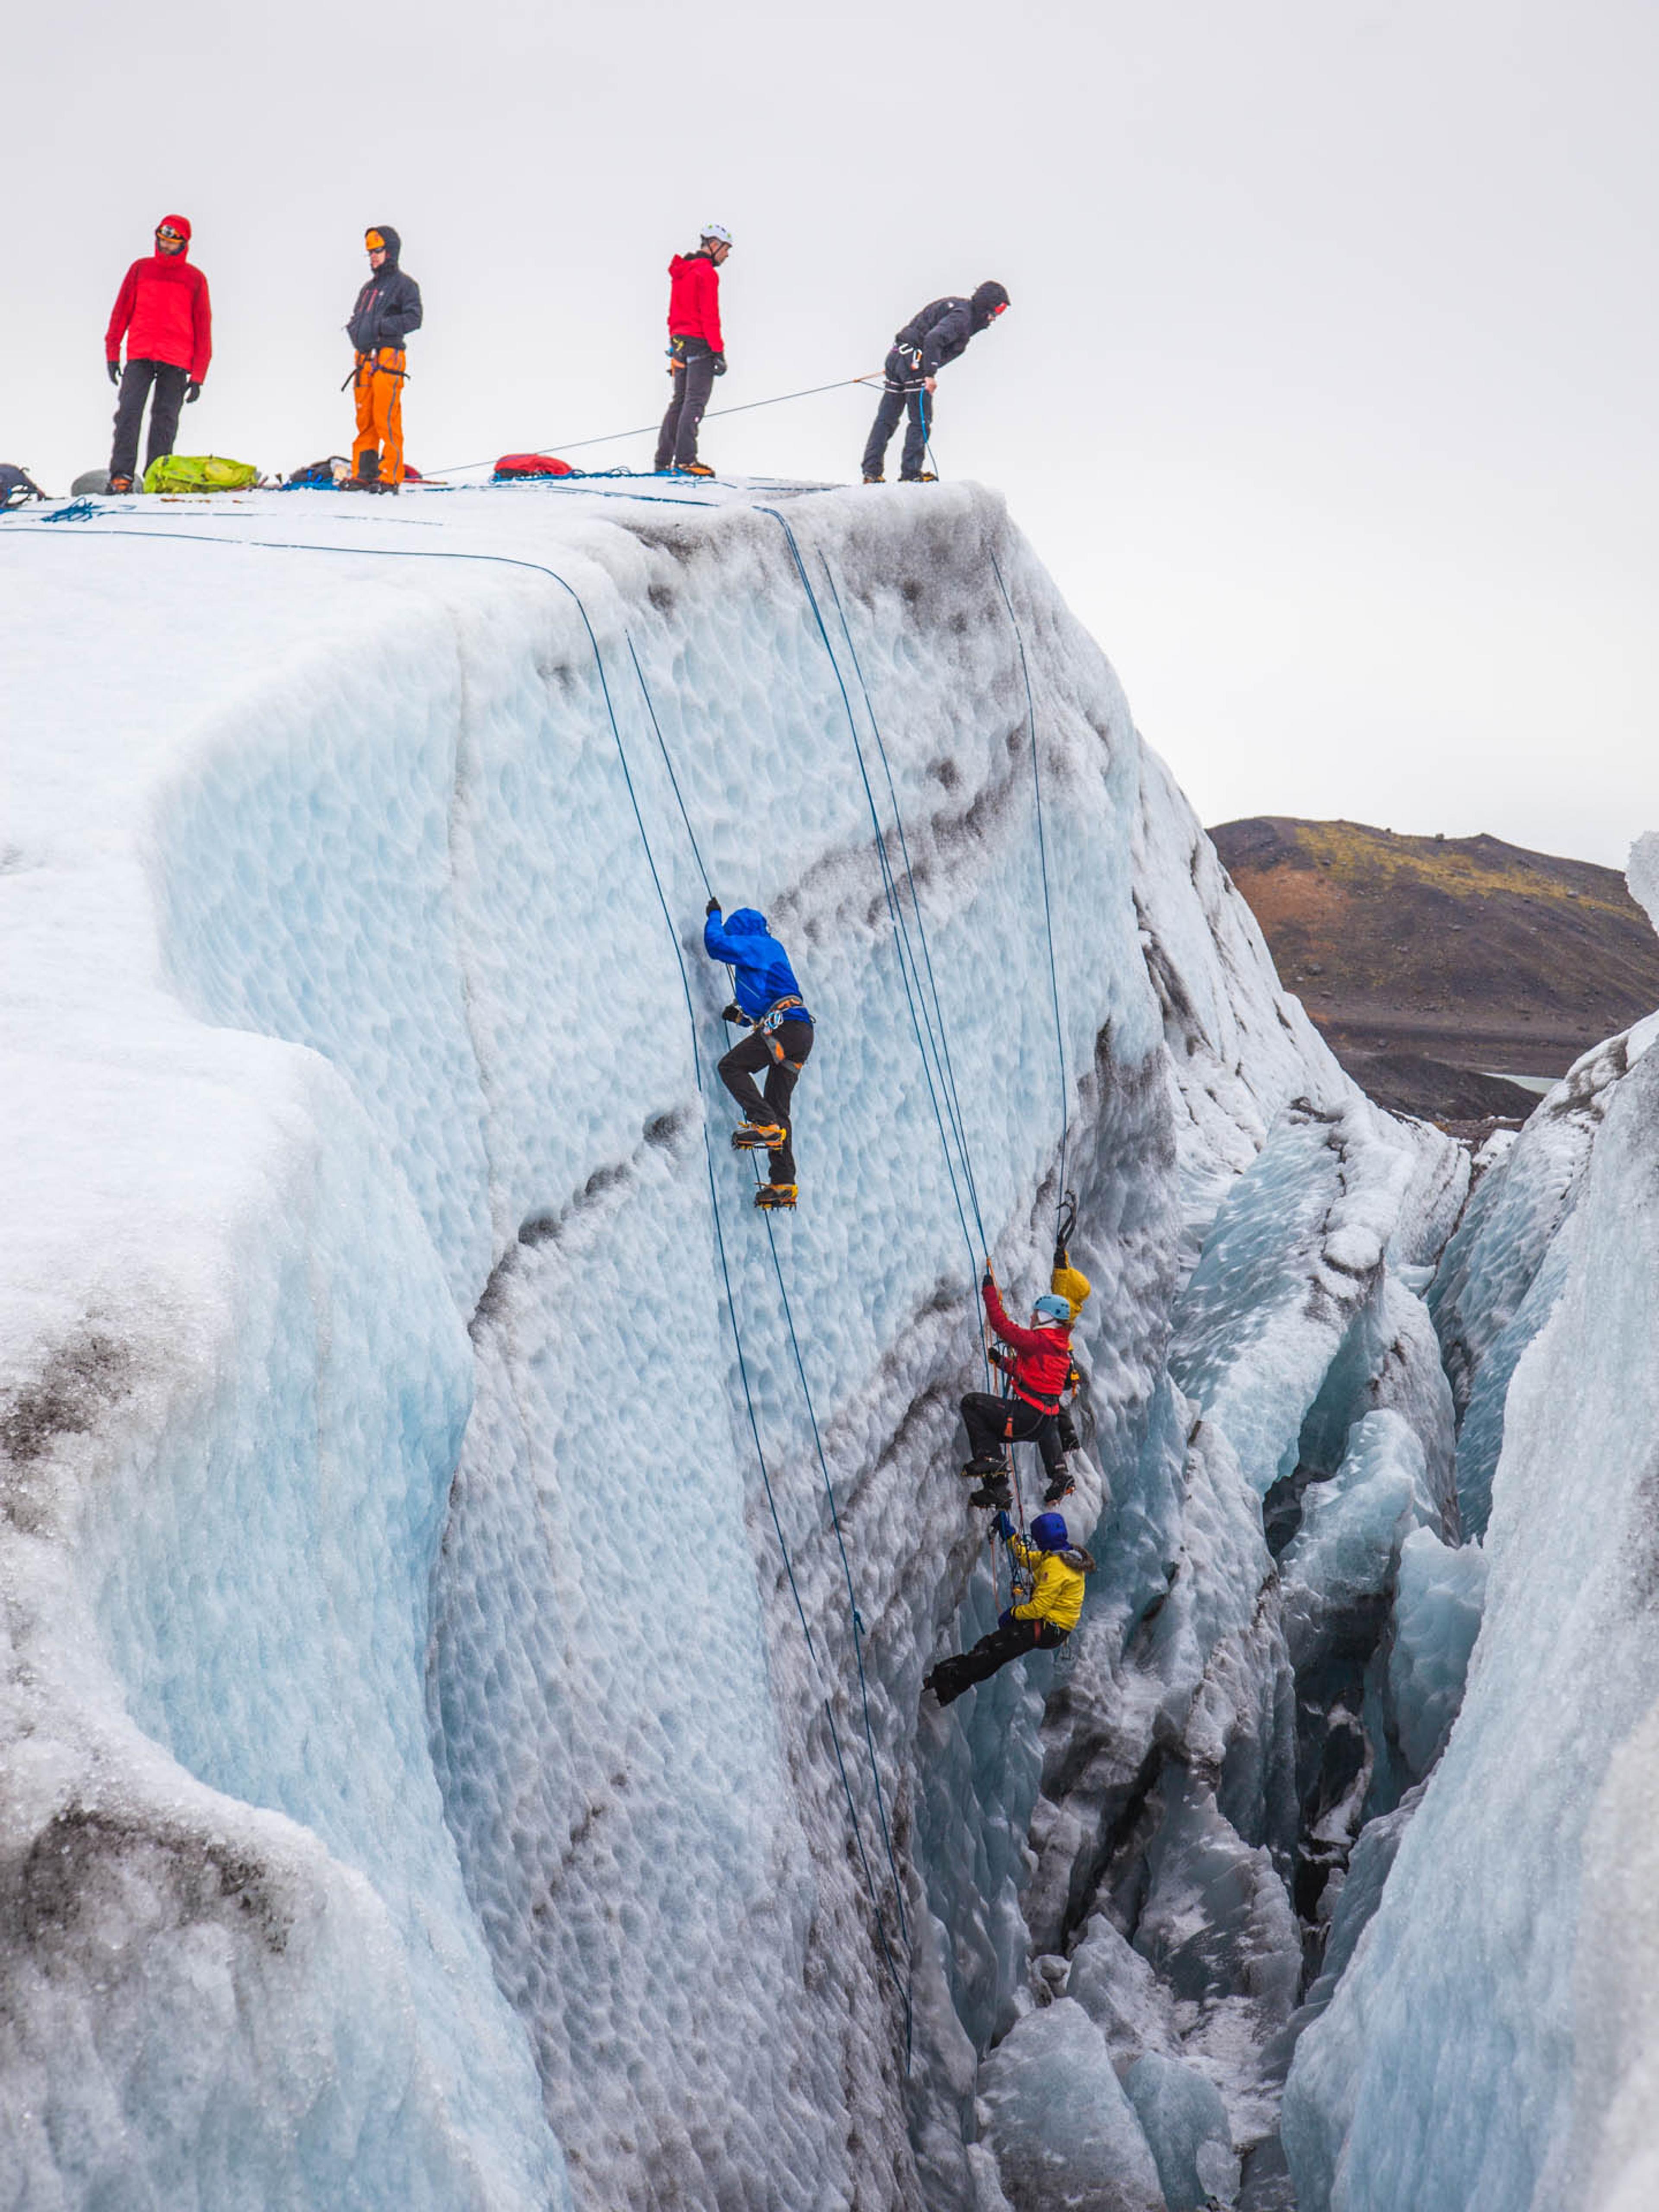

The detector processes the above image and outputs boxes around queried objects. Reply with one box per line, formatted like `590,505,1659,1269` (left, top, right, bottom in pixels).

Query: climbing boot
899,471,938,483
960,1454,1010,1481
1043,1467,1076,1506
862,473,885,483
677,460,716,479
968,1474,1014,1510
755,1182,798,1211
353,450,381,489
107,474,133,494
732,1122,787,1151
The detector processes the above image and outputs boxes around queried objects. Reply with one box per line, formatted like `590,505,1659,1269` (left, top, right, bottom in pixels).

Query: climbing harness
4,512,915,2071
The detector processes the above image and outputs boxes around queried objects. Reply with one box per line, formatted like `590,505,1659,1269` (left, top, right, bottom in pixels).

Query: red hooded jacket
982,1281,1073,1414
666,251,723,352
105,216,213,382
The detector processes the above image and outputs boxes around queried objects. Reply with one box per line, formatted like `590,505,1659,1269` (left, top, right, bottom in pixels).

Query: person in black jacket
347,226,423,491
861,281,1008,483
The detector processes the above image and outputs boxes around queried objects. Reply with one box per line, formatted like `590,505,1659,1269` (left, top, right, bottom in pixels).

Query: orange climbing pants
351,348,406,484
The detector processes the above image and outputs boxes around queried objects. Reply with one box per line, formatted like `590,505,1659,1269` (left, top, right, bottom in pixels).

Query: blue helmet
1032,1294,1071,1325
1030,1512,1069,1551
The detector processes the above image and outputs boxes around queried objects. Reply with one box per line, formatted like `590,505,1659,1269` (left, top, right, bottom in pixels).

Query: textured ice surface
1278,1412,1437,1676
1169,1101,1455,1504
1429,1016,1659,1534
1282,1040,1659,2211
978,1999,1163,2211
1386,1527,1486,1779
1125,2050,1240,2210
1,474,1476,2210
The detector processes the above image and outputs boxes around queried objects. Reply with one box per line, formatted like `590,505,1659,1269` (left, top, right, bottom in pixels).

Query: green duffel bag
142,454,260,493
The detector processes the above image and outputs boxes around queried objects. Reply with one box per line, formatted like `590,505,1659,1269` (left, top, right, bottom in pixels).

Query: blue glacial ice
1282,1029,1659,2210
0,470,1550,2210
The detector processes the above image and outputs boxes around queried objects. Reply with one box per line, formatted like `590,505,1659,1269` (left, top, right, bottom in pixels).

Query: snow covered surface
0,470,1549,2211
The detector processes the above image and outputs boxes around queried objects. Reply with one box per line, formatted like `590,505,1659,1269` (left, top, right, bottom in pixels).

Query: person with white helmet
654,223,731,478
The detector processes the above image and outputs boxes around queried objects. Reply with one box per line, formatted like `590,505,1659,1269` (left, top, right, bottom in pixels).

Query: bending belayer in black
861,281,1008,483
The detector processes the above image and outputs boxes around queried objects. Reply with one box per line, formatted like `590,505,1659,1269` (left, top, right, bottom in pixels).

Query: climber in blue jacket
704,897,814,1210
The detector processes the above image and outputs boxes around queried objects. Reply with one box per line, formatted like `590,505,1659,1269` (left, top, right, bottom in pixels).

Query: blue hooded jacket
704,907,812,1023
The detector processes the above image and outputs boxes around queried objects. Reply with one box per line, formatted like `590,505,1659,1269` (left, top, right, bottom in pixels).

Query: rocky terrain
1209,817,1659,1123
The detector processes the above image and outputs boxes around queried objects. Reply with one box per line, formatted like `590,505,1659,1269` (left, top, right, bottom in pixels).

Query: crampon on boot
1043,1469,1075,1506
960,1454,1009,1481
754,1183,798,1211
731,1122,787,1151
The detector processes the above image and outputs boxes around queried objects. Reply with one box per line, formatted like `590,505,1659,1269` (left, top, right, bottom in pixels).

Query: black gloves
711,353,728,376
1054,1243,1068,1270
721,1002,746,1025
107,361,121,386
185,381,202,404
706,896,721,916
981,1269,995,1292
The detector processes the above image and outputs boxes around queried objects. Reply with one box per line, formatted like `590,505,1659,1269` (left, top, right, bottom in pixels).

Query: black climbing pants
930,1617,1068,1706
717,1020,814,1185
961,1390,1066,1481
655,339,718,469
110,359,188,484
861,347,932,480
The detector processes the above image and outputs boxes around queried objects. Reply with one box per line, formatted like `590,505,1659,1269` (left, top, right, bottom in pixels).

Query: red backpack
493,454,573,479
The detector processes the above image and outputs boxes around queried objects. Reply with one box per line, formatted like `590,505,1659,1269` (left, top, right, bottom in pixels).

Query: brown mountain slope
1208,817,1659,1119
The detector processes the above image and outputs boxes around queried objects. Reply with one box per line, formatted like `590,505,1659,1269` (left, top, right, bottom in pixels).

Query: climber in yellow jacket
923,1510,1093,1706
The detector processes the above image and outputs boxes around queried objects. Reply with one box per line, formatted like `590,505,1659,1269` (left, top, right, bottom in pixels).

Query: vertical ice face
1282,1039,1659,2212
1,480,1469,2210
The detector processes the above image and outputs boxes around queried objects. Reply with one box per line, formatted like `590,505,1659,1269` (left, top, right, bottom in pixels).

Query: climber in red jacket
959,1265,1075,1509
104,216,213,494
654,223,731,478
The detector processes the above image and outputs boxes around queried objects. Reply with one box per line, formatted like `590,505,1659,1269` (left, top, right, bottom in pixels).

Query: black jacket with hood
348,227,423,355
893,281,1008,378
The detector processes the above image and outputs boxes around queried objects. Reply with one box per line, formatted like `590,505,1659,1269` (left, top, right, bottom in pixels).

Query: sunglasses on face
157,228,184,242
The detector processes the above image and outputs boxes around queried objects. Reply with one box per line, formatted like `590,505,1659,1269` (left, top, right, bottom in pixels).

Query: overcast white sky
5,0,1653,865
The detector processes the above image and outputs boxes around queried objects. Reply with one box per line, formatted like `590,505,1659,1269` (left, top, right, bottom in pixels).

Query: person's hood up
969,279,1009,331
723,907,769,936
155,213,192,260
1060,1545,1095,1573
367,225,402,268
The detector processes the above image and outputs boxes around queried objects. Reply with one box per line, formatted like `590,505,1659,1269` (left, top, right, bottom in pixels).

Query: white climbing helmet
700,222,733,248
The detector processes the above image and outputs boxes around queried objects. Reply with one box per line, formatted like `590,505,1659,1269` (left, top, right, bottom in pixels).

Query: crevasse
0,477,1563,2211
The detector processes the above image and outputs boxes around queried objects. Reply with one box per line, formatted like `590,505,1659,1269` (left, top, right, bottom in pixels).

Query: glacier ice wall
1,478,1471,2210
1281,1009,1659,2212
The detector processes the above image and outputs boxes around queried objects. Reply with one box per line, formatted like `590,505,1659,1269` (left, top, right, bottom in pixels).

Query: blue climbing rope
816,554,988,1254
990,549,1069,1233
3,513,915,2065
755,509,994,1309
623,629,910,1958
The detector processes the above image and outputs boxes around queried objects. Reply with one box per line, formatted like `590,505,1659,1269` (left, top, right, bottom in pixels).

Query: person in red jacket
653,224,731,478
104,216,212,494
960,1265,1074,1509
